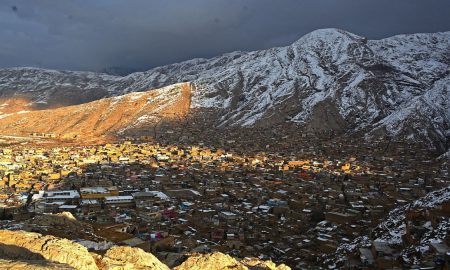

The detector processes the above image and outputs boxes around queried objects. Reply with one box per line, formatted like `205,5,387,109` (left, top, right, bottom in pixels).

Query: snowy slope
0,29,449,150
327,185,450,267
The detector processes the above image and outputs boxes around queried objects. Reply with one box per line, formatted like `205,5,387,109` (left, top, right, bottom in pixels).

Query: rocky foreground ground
0,229,290,270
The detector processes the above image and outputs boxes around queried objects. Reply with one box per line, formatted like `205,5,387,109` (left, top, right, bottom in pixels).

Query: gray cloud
1,0,449,72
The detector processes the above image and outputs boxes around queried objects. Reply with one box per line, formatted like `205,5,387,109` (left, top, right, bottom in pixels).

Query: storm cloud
1,0,449,72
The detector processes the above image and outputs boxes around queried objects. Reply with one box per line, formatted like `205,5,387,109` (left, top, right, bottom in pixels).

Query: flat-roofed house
104,195,135,208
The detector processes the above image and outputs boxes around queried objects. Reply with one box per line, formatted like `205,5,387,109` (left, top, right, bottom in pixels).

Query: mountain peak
292,28,365,46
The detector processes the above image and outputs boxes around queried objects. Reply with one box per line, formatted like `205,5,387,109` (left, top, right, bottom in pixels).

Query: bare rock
100,246,170,270
0,259,75,269
24,212,96,240
241,258,291,270
174,252,248,270
0,230,98,270
29,212,84,228
0,230,291,270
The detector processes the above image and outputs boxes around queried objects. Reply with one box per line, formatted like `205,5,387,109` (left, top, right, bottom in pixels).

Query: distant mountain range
0,29,449,152
100,66,140,76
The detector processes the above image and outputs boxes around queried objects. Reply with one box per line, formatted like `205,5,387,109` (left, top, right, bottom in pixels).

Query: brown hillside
0,83,192,141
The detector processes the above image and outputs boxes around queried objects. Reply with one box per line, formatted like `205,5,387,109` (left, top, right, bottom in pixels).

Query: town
0,139,448,269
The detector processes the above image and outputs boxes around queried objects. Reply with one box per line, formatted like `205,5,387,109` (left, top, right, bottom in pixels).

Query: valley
0,28,449,269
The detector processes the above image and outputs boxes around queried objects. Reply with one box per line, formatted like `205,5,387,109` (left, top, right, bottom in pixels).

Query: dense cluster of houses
0,140,448,268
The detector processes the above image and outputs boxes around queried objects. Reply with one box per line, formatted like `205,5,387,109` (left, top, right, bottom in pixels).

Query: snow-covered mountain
0,29,449,150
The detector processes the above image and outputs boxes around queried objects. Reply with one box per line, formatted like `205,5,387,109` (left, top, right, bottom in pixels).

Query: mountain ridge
0,83,192,142
0,28,449,152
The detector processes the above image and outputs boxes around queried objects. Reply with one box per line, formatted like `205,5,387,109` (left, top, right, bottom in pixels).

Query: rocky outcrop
0,230,290,270
241,258,291,270
100,246,170,270
174,252,247,270
174,252,291,270
0,230,98,270
29,212,87,231
0,259,75,269
19,212,98,241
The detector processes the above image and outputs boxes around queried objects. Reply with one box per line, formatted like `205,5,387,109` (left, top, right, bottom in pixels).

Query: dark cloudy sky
1,0,450,72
